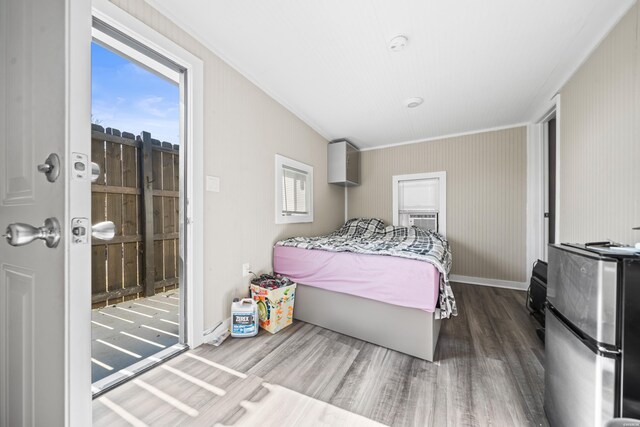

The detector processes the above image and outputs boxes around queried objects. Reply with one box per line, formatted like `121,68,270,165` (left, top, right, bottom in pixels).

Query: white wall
348,127,527,283
558,3,640,244
110,0,345,331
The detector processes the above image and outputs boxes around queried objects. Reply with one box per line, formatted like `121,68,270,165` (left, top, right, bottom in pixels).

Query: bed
273,218,456,362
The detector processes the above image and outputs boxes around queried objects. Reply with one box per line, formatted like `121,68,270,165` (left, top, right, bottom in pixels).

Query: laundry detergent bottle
230,298,259,338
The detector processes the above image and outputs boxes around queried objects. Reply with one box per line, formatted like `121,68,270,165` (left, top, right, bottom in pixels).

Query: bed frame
292,283,441,362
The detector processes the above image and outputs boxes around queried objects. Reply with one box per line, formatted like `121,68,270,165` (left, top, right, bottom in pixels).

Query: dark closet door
548,118,556,244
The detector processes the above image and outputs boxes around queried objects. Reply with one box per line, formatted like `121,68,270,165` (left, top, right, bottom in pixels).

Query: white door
0,0,92,426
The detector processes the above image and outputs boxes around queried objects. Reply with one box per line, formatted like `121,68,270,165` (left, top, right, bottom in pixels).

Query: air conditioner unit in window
408,213,438,232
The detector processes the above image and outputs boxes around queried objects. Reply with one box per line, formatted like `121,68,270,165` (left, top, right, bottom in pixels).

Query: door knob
4,217,61,248
91,162,101,183
70,219,116,244
37,153,61,183
70,218,88,244
91,221,116,240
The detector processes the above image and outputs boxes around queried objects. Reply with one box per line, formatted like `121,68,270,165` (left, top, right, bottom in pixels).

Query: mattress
273,245,440,312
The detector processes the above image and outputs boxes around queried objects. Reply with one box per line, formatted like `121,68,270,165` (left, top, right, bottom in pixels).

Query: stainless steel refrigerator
546,244,640,426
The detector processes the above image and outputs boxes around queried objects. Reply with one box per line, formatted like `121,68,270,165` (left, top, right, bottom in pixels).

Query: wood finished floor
93,283,548,426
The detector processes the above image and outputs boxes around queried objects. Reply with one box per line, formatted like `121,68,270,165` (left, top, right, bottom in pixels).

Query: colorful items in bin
250,276,296,334
230,298,259,338
250,273,293,290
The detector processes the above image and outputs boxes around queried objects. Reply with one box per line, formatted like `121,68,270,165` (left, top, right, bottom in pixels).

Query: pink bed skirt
273,246,440,312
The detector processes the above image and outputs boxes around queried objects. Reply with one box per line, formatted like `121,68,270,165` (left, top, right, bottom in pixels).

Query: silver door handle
70,221,116,241
90,221,116,241
70,219,116,244
4,217,61,248
91,162,100,183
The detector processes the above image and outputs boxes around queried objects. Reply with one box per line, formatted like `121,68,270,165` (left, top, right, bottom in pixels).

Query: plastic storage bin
250,282,296,334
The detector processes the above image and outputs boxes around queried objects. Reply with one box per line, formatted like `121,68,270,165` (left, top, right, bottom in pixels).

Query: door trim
67,0,93,424
91,0,204,347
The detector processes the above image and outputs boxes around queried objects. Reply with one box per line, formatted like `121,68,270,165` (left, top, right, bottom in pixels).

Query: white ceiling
147,0,634,149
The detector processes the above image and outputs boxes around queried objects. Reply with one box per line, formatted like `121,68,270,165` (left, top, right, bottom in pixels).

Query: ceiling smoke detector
388,35,408,52
405,97,424,108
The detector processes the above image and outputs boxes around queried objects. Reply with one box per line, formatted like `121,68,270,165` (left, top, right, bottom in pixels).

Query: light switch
206,175,220,192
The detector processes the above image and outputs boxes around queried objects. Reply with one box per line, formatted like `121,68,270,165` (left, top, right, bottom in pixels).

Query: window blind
398,178,439,212
282,165,308,215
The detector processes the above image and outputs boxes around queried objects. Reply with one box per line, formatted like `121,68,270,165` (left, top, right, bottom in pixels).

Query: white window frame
392,171,446,236
275,154,313,224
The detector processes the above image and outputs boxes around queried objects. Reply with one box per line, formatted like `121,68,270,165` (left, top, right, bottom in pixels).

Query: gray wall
348,127,527,282
558,3,640,244
112,0,345,329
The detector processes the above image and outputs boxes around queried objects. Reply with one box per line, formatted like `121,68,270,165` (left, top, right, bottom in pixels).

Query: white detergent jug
230,298,259,338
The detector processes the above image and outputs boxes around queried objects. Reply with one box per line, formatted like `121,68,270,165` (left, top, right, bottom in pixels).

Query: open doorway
90,22,186,394
542,113,557,260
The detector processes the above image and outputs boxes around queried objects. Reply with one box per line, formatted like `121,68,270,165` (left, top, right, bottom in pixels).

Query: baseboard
449,274,528,291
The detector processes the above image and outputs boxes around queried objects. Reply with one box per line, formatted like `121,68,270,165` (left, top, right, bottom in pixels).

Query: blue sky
91,42,180,144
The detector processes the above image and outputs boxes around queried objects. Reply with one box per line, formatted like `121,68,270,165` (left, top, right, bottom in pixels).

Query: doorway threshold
91,343,188,398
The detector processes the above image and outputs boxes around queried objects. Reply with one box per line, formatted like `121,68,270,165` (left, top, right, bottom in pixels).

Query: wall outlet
242,263,251,277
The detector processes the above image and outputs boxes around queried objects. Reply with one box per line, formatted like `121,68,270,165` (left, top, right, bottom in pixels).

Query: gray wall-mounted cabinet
328,140,360,186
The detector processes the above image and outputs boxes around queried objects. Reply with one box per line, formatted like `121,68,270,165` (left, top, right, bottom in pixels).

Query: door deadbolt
4,217,61,248
37,153,61,183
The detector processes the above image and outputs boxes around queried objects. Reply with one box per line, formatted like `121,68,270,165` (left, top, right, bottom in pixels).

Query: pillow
333,218,385,238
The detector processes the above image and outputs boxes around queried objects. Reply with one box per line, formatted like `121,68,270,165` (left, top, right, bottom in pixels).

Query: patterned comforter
276,218,457,318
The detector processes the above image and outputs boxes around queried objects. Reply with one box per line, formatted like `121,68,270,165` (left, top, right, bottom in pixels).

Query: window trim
392,171,446,236
275,154,313,224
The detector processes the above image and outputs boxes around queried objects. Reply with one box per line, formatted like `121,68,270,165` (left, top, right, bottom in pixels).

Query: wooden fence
91,125,180,308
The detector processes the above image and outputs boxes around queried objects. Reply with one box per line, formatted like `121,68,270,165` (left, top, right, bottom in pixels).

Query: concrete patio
91,290,181,384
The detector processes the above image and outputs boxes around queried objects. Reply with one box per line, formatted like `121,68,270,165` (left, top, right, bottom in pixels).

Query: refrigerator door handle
597,345,621,357
546,301,620,358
